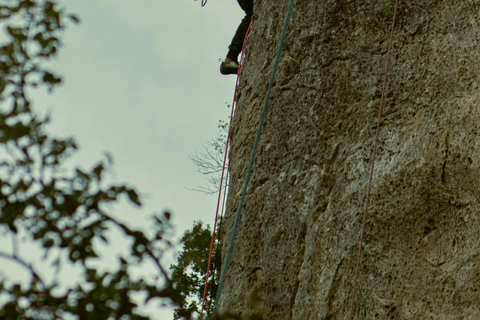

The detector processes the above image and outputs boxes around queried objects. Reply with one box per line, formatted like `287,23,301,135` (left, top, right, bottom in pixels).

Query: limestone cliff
220,1,480,319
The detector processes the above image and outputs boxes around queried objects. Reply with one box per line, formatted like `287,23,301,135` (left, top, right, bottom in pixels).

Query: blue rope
214,0,295,311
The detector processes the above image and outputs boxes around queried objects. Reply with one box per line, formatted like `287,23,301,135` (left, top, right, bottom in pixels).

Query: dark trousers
226,0,253,61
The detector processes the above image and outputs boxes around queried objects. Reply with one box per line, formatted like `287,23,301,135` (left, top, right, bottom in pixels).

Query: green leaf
42,72,62,85
93,163,104,180
164,211,171,220
127,189,141,206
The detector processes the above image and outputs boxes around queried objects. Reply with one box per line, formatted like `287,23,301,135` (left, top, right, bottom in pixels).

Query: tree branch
0,251,44,284
101,214,172,284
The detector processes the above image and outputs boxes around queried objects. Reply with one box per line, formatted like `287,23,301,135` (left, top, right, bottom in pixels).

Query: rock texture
220,0,480,319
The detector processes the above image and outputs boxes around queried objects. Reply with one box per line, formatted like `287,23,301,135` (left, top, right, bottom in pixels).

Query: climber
220,0,253,75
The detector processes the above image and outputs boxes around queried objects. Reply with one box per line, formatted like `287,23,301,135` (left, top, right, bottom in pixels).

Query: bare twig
188,131,229,194
12,233,18,257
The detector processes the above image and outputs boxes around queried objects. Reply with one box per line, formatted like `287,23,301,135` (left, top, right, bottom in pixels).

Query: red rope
199,21,252,319
348,1,399,319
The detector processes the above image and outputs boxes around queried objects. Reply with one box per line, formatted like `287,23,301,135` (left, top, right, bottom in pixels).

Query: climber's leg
226,0,253,62
220,0,253,75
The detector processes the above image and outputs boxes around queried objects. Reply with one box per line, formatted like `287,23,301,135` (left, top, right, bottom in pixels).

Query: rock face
220,0,480,319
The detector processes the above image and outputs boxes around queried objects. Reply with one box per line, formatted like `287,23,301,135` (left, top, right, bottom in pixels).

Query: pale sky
1,0,246,318
42,0,243,228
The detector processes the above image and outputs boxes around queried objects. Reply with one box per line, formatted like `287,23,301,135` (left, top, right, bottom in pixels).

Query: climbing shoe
220,60,239,75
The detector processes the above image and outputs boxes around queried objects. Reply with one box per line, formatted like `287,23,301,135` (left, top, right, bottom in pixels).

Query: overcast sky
3,0,246,318
43,0,243,228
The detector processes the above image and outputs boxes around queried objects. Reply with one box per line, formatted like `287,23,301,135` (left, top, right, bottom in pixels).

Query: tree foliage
170,221,267,320
0,1,189,319
170,221,221,319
